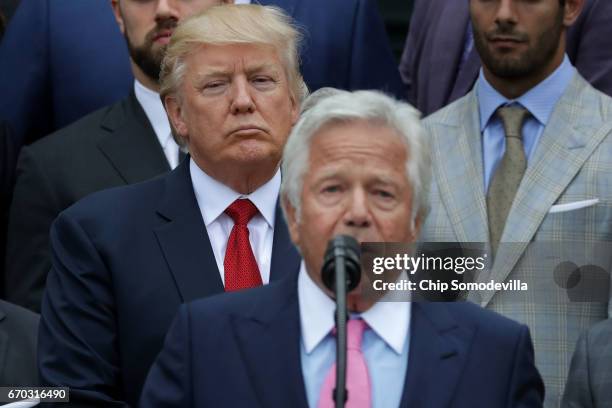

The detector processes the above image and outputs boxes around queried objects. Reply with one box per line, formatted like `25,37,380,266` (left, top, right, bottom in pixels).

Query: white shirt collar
189,159,279,228
298,261,410,355
133,79,172,150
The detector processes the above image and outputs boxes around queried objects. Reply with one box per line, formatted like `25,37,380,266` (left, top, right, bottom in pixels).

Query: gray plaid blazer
562,319,612,408
421,73,612,408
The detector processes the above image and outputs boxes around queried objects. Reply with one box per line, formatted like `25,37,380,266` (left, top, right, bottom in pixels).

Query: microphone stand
333,257,348,408
322,235,361,408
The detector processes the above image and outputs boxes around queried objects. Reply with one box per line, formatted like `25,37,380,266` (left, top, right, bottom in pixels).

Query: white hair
281,88,431,226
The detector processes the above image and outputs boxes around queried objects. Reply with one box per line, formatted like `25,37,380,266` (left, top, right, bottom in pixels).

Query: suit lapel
483,75,612,305
97,92,170,184
400,303,474,407
270,202,300,282
231,276,309,408
154,161,224,302
428,91,489,243
429,0,471,110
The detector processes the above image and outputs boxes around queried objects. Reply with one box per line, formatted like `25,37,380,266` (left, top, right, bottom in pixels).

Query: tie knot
225,199,259,225
497,106,529,140
347,319,367,350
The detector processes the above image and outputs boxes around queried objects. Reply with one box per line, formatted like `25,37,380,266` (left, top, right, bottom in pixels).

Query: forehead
184,43,284,75
307,120,409,177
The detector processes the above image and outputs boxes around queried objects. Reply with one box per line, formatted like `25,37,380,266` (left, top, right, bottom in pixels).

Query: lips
230,125,266,135
152,30,173,43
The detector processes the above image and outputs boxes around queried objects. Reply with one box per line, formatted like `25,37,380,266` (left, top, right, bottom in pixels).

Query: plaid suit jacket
421,73,612,408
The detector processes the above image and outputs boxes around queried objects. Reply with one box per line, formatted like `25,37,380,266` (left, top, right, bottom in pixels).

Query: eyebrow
193,63,281,84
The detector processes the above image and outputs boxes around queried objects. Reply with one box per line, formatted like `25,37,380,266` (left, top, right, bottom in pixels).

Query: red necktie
224,199,263,291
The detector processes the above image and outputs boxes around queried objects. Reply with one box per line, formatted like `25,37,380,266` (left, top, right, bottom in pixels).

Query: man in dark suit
0,0,402,179
400,0,612,116
140,88,544,407
5,0,228,312
38,6,302,406
562,319,612,408
0,300,39,386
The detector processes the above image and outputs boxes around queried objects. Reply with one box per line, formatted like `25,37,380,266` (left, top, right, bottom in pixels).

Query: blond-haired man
38,5,302,406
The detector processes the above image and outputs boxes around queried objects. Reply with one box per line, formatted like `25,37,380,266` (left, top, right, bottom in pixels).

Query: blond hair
160,4,306,103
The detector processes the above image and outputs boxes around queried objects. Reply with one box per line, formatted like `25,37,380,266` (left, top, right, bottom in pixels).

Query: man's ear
164,95,189,143
282,196,301,247
110,0,125,34
563,0,585,27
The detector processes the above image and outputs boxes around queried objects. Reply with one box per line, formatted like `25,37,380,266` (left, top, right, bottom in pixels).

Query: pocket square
549,198,599,214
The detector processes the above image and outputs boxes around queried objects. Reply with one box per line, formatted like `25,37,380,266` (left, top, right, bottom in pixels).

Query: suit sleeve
568,0,612,97
508,326,545,408
0,0,52,147
561,332,594,408
398,0,425,105
5,146,61,312
139,304,192,408
348,0,406,100
38,211,129,407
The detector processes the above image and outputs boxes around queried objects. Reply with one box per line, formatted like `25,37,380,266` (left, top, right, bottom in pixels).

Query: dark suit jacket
0,0,402,160
5,92,170,313
562,319,612,408
0,300,39,386
399,0,612,116
0,121,16,295
140,274,544,407
38,160,301,407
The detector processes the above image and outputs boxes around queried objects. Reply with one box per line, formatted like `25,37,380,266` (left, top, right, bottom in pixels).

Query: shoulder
0,300,39,335
23,99,128,159
68,173,165,212
440,301,529,345
423,92,475,128
185,277,296,324
581,319,612,353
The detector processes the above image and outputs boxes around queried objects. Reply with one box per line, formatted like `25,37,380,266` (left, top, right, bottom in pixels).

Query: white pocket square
549,198,600,214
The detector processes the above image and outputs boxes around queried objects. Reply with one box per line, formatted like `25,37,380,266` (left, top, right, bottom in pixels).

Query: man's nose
230,78,256,114
155,0,180,22
343,188,372,229
495,0,519,26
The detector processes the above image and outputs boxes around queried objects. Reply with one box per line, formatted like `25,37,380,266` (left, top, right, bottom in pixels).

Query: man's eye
322,185,342,194
205,82,224,89
374,190,394,199
251,76,276,89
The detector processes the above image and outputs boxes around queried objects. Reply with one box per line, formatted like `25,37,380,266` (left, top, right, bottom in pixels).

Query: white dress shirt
233,0,251,4
190,159,279,286
298,262,411,407
133,80,182,169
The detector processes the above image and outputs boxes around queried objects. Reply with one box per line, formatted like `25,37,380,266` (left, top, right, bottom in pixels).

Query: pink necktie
318,319,372,408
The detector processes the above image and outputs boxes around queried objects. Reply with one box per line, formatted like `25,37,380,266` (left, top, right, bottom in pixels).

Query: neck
193,157,280,195
484,42,566,100
131,62,160,93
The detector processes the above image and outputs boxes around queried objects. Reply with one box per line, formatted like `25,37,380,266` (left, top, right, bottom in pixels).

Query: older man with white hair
38,5,303,406
139,88,544,408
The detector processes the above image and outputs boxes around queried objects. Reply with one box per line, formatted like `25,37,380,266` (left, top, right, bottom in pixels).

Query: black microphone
321,235,361,408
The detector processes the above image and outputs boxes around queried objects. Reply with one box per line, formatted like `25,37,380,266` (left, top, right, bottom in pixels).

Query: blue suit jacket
0,0,403,150
140,275,545,408
38,160,301,407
